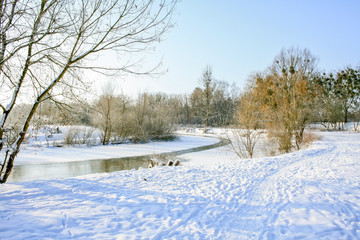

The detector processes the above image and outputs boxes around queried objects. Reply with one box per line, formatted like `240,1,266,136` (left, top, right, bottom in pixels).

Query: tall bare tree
0,0,177,183
200,65,214,128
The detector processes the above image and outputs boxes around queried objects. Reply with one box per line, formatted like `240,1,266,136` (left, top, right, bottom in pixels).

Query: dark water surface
8,139,229,183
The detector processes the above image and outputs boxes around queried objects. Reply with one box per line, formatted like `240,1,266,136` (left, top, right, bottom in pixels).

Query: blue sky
114,0,360,96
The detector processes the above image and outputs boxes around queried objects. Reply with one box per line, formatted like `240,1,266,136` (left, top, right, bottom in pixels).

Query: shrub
300,131,322,147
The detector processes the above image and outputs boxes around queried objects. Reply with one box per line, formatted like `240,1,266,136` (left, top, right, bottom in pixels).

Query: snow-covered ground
1,131,360,239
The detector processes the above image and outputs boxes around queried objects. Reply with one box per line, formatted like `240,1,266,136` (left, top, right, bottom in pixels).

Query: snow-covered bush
63,127,96,146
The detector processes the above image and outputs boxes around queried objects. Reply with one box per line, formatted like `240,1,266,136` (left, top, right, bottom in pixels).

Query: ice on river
1,131,360,239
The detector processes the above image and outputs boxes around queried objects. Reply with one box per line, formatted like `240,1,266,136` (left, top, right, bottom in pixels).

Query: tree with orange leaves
251,47,318,152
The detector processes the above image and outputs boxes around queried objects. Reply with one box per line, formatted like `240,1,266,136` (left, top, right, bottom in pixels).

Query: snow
1,131,360,239
14,134,219,165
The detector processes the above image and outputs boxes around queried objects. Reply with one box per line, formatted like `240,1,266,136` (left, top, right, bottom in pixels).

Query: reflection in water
8,139,229,183
8,156,149,183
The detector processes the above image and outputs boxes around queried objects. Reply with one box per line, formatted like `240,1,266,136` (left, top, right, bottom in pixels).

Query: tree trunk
344,104,348,124
0,150,18,183
295,126,305,150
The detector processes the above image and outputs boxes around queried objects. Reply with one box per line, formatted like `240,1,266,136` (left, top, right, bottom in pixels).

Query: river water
8,138,228,183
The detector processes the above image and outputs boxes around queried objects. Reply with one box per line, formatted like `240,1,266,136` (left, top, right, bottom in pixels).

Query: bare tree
212,80,238,126
92,81,118,145
0,0,177,183
200,65,214,128
229,90,263,159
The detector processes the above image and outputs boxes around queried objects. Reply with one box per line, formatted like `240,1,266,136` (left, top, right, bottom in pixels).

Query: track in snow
0,131,359,239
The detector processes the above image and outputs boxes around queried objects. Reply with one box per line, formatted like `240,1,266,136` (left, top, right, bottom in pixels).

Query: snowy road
0,131,359,239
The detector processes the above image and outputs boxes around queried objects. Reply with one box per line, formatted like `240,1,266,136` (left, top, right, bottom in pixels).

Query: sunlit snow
0,130,359,239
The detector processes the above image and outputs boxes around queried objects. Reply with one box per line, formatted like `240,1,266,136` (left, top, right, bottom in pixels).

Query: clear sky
110,0,360,96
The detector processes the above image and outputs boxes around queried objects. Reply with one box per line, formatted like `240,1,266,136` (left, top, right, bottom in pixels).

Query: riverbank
8,135,228,183
14,135,220,165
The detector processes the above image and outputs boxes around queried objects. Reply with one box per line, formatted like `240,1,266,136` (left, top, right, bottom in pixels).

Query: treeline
7,48,360,150
16,73,239,144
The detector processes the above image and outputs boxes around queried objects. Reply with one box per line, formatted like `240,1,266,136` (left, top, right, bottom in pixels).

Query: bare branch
0,0,178,183
0,103,5,112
